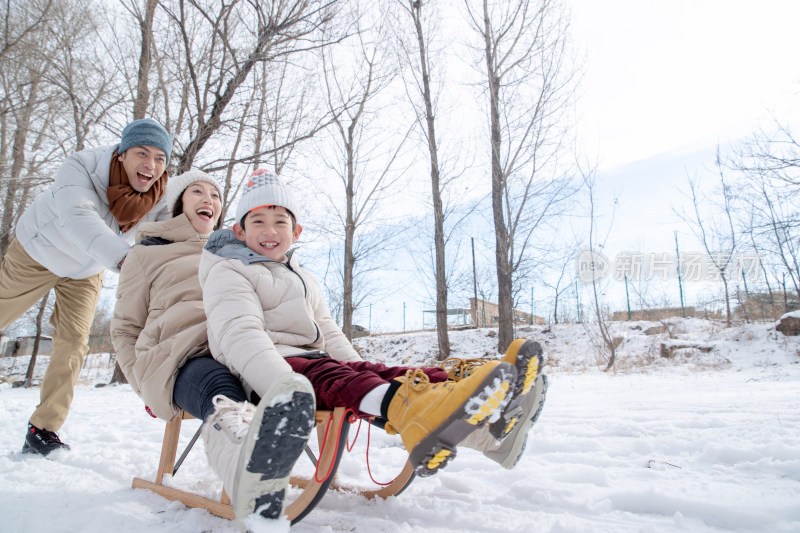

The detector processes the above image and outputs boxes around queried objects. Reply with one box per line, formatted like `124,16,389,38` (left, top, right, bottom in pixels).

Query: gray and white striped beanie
235,168,299,224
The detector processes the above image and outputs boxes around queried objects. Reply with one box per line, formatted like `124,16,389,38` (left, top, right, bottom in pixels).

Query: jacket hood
204,228,296,266
78,145,117,206
135,213,207,243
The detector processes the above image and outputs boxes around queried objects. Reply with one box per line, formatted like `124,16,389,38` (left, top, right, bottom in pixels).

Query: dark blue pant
172,357,247,421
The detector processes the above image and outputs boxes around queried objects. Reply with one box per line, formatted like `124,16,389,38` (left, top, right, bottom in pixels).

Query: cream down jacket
15,145,171,278
111,214,211,421
198,229,361,399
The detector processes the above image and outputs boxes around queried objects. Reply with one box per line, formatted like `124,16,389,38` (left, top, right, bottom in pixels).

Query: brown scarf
106,150,168,233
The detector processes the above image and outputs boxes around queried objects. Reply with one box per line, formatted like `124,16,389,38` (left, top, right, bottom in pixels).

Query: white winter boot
203,373,316,526
202,395,255,497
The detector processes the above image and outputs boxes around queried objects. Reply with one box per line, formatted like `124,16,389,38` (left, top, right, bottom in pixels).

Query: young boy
197,169,545,523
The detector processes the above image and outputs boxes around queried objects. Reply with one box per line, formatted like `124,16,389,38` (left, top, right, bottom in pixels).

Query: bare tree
315,5,411,339
733,118,800,187
160,0,343,173
0,0,105,257
128,0,158,120
465,0,579,352
580,163,618,371
730,122,800,303
0,0,55,59
23,293,50,388
40,1,125,151
675,152,739,327
393,0,453,357
538,245,575,325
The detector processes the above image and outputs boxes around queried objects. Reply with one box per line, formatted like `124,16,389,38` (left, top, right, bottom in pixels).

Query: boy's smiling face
233,205,301,262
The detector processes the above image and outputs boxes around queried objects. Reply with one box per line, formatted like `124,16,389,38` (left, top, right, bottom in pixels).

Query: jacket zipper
282,262,321,344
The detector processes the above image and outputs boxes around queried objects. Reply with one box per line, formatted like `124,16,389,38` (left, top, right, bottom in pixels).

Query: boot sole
489,339,544,440
21,439,70,457
410,362,516,477
489,374,549,470
233,380,316,522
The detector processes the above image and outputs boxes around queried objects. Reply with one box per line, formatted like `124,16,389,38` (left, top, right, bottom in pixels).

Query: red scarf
106,150,168,233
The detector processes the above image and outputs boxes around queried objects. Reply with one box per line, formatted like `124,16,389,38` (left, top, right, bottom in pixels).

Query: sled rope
313,409,354,483
346,416,362,452
365,422,397,486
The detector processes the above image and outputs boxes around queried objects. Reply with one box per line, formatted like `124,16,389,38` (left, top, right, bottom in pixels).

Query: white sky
98,2,800,334
563,0,800,310
569,0,800,170
360,1,800,330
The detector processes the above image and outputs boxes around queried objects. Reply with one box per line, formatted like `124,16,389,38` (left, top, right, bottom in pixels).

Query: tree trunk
722,275,732,327
109,359,128,385
553,292,559,324
1,75,40,258
481,5,514,354
489,81,514,354
410,0,449,359
133,0,158,120
342,136,356,340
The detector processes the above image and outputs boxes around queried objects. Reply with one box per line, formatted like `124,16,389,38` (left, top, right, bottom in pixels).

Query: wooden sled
132,407,415,524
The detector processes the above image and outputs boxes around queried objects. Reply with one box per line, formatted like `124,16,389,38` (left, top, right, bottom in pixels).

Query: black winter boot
22,423,70,456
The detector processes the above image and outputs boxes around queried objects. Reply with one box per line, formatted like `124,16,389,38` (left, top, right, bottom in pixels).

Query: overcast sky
563,0,800,297
100,2,800,334
570,0,800,170
352,1,800,331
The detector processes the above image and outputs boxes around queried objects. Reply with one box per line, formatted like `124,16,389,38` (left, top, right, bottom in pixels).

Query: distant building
469,298,545,327
3,336,53,357
612,307,696,321
422,308,473,329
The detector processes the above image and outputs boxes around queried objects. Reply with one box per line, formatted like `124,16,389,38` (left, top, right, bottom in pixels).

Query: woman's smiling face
181,181,221,234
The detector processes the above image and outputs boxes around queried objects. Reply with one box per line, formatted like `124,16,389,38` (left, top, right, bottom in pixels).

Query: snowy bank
1,320,799,533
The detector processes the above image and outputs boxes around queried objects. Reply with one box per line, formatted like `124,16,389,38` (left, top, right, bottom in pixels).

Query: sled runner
131,407,415,524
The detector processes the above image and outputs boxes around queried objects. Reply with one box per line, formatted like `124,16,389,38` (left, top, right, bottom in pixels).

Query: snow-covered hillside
1,319,799,533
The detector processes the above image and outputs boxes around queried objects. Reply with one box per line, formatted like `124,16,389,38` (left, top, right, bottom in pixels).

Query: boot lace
38,428,63,444
440,357,486,381
401,368,431,393
210,395,255,442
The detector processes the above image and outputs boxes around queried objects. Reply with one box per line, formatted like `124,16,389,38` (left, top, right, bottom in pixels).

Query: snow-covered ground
1,318,799,533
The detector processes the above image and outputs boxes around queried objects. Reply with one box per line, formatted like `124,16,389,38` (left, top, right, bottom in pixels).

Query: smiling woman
176,181,223,234
112,168,229,426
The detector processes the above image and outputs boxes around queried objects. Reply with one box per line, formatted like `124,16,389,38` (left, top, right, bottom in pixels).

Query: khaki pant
0,238,103,431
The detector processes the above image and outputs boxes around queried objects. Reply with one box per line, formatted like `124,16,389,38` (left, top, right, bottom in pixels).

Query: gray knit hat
119,118,174,164
235,168,299,224
165,169,223,212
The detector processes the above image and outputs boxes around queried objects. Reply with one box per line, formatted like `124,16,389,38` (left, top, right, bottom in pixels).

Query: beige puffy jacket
198,229,361,400
111,215,211,421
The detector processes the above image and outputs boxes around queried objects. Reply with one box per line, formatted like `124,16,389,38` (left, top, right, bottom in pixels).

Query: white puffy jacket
198,229,361,399
15,145,171,278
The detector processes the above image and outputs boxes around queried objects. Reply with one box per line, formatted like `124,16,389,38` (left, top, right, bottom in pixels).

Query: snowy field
1,318,799,533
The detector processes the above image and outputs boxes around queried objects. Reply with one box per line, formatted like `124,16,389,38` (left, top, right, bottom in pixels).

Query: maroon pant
286,356,447,416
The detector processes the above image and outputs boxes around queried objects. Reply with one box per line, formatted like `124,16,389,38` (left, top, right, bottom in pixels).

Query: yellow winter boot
384,360,516,476
440,339,544,440
490,339,543,439
440,357,486,381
